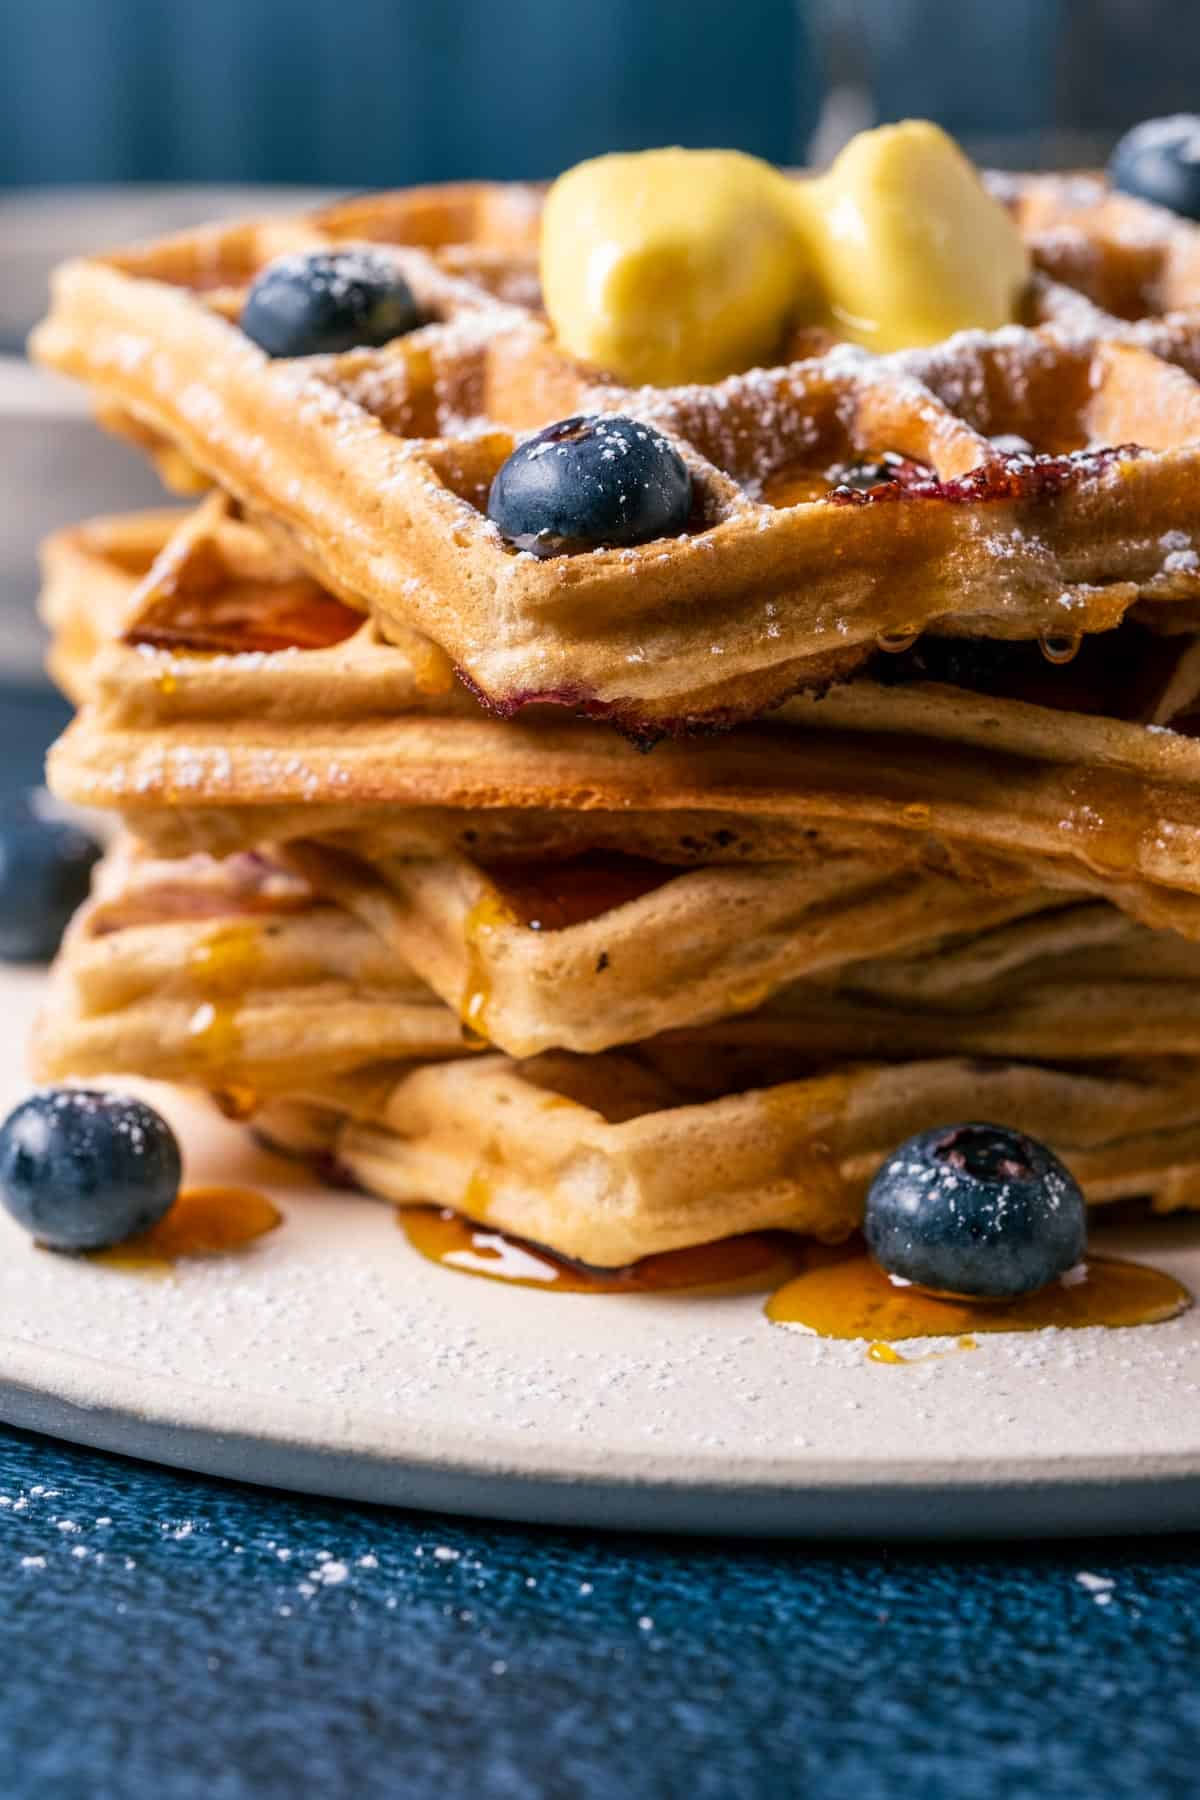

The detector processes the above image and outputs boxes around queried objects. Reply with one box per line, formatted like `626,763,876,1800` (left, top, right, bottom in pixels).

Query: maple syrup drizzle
459,855,679,1034
185,921,264,1065
398,1202,1190,1345
187,1000,241,1064
765,1252,1190,1340
1060,769,1146,876
479,854,678,932
760,454,926,510
761,466,837,508
88,1185,282,1273
459,892,514,1037
397,1205,823,1295
211,1086,261,1122
126,577,362,656
189,921,263,992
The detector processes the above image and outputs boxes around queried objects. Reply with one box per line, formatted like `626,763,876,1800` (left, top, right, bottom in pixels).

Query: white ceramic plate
1,966,1199,1537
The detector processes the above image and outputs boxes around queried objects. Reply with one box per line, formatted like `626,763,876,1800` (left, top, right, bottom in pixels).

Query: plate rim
3,1327,1200,1539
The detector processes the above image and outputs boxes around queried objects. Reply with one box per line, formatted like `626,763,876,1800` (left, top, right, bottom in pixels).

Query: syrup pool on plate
88,1185,282,1273
397,1205,837,1296
399,1209,1191,1351
765,1250,1191,1349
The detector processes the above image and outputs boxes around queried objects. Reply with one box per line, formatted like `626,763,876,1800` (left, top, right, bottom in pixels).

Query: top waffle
31,169,1200,738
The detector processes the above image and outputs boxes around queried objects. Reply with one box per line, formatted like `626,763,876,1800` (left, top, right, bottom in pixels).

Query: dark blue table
3,1424,1200,1799
3,686,1200,1798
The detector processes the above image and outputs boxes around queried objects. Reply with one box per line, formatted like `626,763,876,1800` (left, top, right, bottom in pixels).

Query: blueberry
0,799,101,963
241,249,423,358
1109,116,1200,221
0,1089,181,1252
864,1122,1086,1300
487,415,693,557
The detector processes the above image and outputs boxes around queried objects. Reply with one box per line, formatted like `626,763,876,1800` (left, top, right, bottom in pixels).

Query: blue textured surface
4,687,1200,1797
2,1424,1200,1799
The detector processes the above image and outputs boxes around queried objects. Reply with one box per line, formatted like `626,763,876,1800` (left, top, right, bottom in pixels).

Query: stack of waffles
27,171,1200,1268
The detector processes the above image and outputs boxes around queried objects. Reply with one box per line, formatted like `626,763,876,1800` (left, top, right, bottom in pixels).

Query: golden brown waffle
50,650,1200,948
41,842,1200,1262
31,175,1200,737
47,842,1200,1076
266,1051,1200,1265
39,509,188,703
285,838,1053,1057
41,504,1200,949
992,170,1200,320
34,841,463,1090
42,494,467,713
671,898,1200,1063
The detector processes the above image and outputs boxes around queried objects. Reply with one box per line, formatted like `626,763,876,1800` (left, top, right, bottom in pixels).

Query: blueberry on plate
487,414,693,557
0,798,101,963
241,249,423,357
0,1089,181,1252
864,1121,1086,1300
1109,115,1200,221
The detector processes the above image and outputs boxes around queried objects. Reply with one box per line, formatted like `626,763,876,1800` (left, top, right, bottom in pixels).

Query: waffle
674,897,1200,1063
34,841,463,1091
31,175,1200,737
41,503,1200,958
39,835,1200,1261
39,509,188,703
992,170,1200,318
284,838,1055,1057
46,840,1200,1073
260,1051,1200,1266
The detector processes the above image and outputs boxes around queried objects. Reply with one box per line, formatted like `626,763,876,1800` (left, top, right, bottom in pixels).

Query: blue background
5,0,1200,189
1,0,815,185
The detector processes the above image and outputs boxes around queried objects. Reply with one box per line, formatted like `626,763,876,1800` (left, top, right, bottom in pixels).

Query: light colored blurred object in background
0,186,333,684
0,357,161,680
0,186,335,349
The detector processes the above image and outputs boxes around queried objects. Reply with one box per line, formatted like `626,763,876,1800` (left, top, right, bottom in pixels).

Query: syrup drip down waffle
34,841,463,1091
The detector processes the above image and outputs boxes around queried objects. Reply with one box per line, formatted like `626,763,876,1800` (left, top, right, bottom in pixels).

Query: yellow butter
539,147,813,386
803,120,1030,351
540,125,1031,384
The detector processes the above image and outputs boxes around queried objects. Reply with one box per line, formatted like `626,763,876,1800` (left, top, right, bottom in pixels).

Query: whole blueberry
0,800,101,963
241,249,423,357
0,1089,181,1252
1109,116,1200,221
487,415,693,557
865,1122,1086,1300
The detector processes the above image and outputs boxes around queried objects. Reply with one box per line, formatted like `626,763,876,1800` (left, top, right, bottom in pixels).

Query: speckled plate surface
2,967,1200,1538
